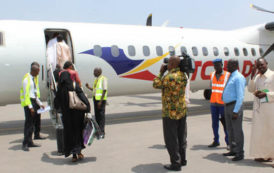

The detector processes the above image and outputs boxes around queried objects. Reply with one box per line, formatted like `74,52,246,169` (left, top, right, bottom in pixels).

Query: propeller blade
250,4,274,14
146,13,152,26
261,43,274,59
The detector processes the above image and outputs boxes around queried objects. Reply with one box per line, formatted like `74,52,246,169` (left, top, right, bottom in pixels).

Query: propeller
146,13,152,26
261,43,274,59
250,4,274,14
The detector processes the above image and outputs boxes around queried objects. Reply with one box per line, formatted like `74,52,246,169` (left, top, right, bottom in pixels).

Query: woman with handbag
55,61,89,162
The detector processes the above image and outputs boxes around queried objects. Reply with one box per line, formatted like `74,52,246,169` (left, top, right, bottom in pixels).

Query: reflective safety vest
210,71,230,104
20,73,40,107
93,75,107,100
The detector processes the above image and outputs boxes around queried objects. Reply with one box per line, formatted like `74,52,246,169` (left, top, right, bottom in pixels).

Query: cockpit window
0,32,3,46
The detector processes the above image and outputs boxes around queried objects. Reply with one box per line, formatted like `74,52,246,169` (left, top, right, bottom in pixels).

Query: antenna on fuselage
146,13,152,26
250,4,274,14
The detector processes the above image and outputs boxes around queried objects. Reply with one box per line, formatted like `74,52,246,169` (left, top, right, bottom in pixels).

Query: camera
163,51,195,73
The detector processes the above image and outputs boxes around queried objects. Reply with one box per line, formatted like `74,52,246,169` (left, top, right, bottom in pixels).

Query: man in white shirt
20,62,45,151
56,35,72,69
248,58,274,162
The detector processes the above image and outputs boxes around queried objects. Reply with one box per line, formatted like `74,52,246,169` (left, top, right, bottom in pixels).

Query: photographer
153,56,188,171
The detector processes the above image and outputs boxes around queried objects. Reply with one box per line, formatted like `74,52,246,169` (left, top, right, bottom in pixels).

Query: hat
212,58,222,64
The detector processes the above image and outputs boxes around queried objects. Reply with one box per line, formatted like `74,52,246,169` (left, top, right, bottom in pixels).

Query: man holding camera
153,56,188,171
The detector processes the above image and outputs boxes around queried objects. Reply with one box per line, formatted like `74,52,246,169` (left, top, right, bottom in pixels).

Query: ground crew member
208,58,229,149
86,67,107,138
20,62,44,151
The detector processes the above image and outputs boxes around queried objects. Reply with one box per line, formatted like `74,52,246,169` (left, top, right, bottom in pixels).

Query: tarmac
0,89,273,173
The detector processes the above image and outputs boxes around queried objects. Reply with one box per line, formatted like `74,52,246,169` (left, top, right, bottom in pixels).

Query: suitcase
56,113,64,155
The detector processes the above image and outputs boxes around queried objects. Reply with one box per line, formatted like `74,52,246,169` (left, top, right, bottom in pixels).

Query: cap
212,58,222,64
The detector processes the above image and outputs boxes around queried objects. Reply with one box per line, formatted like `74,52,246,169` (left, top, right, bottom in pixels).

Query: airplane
0,4,273,106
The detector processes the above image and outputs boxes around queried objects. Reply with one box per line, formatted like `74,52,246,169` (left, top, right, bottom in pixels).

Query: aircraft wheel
204,89,211,100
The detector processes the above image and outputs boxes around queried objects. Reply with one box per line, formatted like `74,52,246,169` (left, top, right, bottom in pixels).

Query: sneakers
208,141,220,148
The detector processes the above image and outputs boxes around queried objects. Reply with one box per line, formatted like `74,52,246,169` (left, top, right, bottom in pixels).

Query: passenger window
143,46,150,56
169,46,175,56
0,32,3,46
234,48,240,56
180,46,187,54
128,45,136,56
93,45,102,57
251,48,256,56
213,47,219,56
202,47,208,56
224,47,229,56
156,46,163,56
111,45,120,57
192,47,198,56
243,48,248,56
259,48,264,56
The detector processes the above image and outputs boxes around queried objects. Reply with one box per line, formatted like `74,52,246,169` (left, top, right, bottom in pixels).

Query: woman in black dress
56,69,87,162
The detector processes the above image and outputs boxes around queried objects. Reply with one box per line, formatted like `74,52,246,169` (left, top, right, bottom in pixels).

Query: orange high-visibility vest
210,71,230,104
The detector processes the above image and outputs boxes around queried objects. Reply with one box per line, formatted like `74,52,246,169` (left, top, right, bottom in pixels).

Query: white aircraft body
0,19,274,105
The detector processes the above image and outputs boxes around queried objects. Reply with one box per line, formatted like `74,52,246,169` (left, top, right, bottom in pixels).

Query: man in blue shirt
222,59,246,161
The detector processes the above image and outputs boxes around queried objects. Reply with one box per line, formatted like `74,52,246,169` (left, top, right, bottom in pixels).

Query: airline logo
81,47,254,81
81,47,169,81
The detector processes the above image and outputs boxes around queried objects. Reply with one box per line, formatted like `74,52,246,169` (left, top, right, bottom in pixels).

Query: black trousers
34,112,41,137
93,98,106,134
163,116,187,166
23,99,40,145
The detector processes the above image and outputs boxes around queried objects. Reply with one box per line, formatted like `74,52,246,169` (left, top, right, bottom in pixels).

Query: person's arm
75,71,82,87
56,43,62,66
85,83,93,91
22,78,35,116
233,76,246,115
98,78,107,108
153,65,167,89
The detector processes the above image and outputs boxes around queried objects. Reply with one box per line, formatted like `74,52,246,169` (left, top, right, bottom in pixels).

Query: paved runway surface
0,90,273,173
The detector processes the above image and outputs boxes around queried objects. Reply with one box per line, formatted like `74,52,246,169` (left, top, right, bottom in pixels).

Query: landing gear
204,89,211,100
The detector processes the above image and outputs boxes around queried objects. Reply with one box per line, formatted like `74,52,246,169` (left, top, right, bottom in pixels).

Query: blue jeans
210,105,228,145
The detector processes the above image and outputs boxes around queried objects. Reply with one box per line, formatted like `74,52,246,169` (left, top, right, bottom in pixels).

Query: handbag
69,82,87,110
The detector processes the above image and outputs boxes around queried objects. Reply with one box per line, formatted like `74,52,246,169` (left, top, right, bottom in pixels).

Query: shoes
78,153,84,160
163,164,181,171
226,145,230,150
28,143,41,147
34,136,46,140
223,152,236,156
72,157,77,162
254,158,273,162
208,141,220,148
22,144,29,151
181,160,187,166
232,155,244,161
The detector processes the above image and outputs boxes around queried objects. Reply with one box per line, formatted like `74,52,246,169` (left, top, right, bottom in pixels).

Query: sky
0,0,273,30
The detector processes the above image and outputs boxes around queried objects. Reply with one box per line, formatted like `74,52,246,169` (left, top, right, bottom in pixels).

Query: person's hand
30,108,35,116
160,64,167,75
254,90,266,99
85,83,90,88
250,62,257,80
98,101,102,109
232,112,238,120
40,105,45,109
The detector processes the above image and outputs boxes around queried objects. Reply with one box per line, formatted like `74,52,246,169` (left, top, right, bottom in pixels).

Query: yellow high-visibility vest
93,75,107,100
20,73,40,107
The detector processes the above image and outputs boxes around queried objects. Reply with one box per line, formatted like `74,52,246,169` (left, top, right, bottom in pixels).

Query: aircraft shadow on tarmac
41,153,96,165
131,163,168,173
203,153,272,168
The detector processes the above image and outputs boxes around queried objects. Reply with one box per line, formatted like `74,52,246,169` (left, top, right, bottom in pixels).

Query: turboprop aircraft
0,4,273,105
